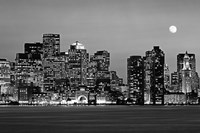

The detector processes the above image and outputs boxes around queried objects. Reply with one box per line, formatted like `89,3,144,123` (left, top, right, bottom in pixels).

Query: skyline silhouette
1,0,200,83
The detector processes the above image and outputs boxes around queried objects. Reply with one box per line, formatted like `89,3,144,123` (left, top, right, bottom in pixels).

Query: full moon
169,25,177,33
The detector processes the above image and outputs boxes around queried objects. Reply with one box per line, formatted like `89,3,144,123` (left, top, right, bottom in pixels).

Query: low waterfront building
164,93,186,104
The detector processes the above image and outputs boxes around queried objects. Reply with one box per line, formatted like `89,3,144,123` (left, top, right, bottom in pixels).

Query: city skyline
1,0,200,83
1,1,200,132
1,34,199,84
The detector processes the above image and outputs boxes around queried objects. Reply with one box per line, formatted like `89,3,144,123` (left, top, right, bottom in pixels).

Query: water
0,105,200,133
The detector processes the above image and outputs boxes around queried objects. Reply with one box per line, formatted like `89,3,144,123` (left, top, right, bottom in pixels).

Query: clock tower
181,51,192,94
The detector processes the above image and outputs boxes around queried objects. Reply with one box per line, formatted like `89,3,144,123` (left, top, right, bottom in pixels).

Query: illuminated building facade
42,34,68,92
164,64,170,92
127,56,144,104
43,34,60,92
15,53,30,86
43,56,67,92
52,55,69,93
171,72,178,92
93,50,110,71
91,50,110,92
10,62,16,86
59,52,69,76
181,52,192,94
143,51,152,104
87,59,97,91
68,41,89,91
151,46,165,104
0,59,11,85
0,59,11,98
25,42,43,89
24,42,43,54
43,34,60,58
177,52,198,93
25,42,43,90
15,42,43,92
144,46,165,105
18,85,33,104
110,71,121,90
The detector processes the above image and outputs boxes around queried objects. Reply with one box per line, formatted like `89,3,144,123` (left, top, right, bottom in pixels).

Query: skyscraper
0,59,11,85
0,59,11,98
143,51,152,104
43,34,60,58
42,34,63,92
181,52,192,94
68,41,89,90
127,56,144,104
92,50,110,71
15,53,33,103
164,64,170,92
15,53,30,86
177,52,198,93
16,42,43,92
91,50,110,92
144,46,165,105
24,42,43,91
87,59,97,91
151,46,165,104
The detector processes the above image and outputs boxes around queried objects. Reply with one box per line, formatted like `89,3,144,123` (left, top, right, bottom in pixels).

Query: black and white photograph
0,0,200,133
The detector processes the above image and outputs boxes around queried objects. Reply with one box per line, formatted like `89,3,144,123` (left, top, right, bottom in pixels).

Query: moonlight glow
169,25,177,33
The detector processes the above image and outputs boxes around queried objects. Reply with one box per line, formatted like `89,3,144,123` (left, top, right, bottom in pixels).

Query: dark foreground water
0,105,200,133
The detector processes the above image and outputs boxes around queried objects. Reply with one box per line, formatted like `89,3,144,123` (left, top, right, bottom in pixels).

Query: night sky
1,0,200,83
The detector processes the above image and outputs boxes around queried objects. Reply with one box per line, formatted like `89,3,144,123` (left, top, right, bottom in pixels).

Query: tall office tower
91,50,110,92
15,53,31,103
87,58,97,91
164,64,170,92
143,51,152,104
16,43,43,91
25,42,43,92
0,59,11,86
59,52,69,78
177,52,198,93
42,34,62,92
0,59,11,97
53,52,69,93
171,72,178,92
93,50,110,71
43,55,67,92
25,42,43,90
144,46,165,105
43,34,60,58
151,46,165,104
15,53,30,86
68,41,89,91
27,53,43,91
15,42,43,103
127,56,144,104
